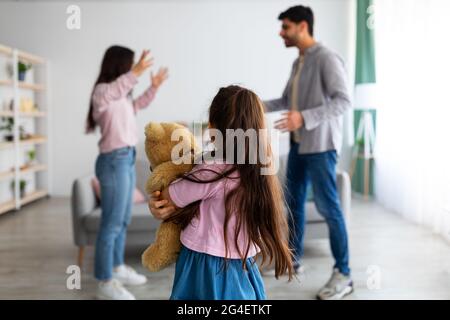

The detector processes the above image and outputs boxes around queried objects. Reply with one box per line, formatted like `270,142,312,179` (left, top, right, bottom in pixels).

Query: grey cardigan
265,43,351,155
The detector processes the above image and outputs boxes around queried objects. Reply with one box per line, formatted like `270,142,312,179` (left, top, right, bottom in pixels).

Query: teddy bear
141,122,199,272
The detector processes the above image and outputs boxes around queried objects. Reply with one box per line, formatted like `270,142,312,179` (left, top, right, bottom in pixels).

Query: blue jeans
286,142,350,275
94,146,136,281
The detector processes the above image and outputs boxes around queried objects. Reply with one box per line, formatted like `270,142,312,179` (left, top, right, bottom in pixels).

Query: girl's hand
151,67,169,90
132,50,154,77
148,190,176,220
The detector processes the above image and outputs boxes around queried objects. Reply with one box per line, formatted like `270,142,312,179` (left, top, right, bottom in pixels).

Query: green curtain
353,0,376,196
355,0,376,84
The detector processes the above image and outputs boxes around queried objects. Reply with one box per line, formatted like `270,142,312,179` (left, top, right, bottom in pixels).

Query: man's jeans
286,142,350,275
94,146,136,281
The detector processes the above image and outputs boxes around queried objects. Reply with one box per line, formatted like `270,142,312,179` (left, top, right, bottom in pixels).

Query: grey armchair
71,157,351,267
71,159,159,268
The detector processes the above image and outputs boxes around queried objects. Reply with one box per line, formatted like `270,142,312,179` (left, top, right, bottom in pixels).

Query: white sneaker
97,279,136,300
261,263,306,279
317,269,353,300
112,265,147,286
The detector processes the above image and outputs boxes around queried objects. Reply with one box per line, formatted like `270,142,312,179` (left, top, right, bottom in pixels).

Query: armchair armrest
135,159,150,199
71,174,98,246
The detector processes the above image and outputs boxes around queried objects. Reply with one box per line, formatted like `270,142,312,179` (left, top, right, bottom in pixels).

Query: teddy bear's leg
142,221,182,272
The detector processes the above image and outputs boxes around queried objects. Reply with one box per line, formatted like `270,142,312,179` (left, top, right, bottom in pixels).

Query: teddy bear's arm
145,161,195,194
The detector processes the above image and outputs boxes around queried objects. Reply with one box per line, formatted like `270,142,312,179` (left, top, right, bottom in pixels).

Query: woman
86,45,168,300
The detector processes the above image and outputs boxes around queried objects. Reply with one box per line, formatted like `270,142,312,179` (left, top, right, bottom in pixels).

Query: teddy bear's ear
145,122,165,142
160,122,184,132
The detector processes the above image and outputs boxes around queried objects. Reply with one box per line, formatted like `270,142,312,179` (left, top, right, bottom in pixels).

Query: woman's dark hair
278,5,314,36
168,85,294,280
86,45,134,133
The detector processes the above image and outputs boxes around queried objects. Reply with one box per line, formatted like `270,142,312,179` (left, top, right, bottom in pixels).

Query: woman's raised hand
151,67,169,90
131,49,153,77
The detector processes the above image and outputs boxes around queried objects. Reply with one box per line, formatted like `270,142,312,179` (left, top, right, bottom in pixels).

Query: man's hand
132,50,154,77
148,190,176,220
274,110,304,132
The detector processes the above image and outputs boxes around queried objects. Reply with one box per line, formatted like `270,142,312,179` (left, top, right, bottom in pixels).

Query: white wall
0,0,354,196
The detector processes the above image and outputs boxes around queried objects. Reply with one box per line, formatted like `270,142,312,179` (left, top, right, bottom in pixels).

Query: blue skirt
170,245,266,300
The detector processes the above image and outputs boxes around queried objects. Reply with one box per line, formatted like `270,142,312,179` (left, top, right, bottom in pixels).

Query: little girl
149,85,294,300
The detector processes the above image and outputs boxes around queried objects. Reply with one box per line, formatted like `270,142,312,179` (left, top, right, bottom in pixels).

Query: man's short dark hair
278,5,314,36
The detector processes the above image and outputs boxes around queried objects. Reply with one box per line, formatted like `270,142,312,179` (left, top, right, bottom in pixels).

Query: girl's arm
167,165,224,208
148,164,226,219
133,67,168,112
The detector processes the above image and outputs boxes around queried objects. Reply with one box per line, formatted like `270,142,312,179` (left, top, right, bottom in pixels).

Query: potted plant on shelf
26,150,37,166
11,179,27,198
0,117,14,141
0,118,32,141
19,125,32,140
18,61,32,82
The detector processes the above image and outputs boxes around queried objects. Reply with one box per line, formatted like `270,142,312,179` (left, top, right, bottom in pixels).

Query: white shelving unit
0,44,50,215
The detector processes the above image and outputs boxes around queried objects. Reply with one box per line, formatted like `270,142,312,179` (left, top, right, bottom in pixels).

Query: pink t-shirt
168,163,260,259
92,71,156,153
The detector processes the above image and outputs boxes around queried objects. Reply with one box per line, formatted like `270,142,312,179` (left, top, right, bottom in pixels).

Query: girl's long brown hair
168,85,294,279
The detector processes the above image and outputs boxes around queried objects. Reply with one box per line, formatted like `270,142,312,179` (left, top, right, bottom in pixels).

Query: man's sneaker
316,268,353,300
97,279,136,300
112,265,147,286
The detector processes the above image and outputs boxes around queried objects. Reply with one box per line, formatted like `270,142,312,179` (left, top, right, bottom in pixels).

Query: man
265,5,353,300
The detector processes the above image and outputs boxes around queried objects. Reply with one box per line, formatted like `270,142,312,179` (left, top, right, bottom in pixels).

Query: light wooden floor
0,197,449,300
